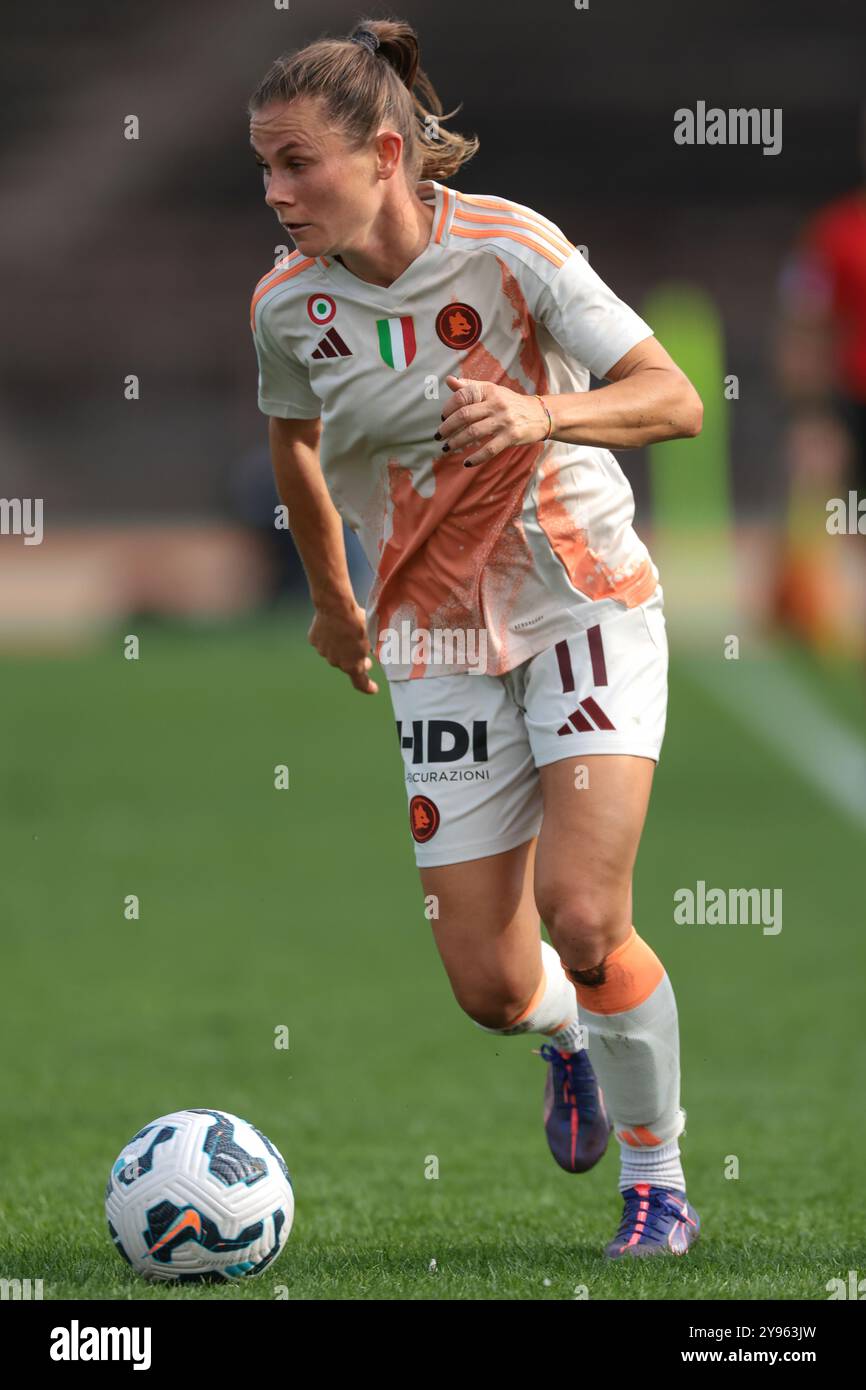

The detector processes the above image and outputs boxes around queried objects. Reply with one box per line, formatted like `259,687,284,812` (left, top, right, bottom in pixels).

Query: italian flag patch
376,316,416,370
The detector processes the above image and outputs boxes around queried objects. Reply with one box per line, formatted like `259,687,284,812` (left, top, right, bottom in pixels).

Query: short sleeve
535,249,653,379
251,302,321,419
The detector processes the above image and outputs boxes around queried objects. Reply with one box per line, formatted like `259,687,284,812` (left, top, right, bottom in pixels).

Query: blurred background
0,0,864,651
1,0,864,1299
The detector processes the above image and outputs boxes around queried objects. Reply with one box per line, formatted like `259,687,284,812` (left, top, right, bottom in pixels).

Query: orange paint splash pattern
363,258,657,676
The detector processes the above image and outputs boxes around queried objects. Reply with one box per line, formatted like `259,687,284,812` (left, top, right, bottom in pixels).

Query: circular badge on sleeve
307,294,336,325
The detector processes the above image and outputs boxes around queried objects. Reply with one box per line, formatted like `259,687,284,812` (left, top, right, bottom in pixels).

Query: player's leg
419,839,575,1041
526,595,699,1256
387,664,609,1172
534,752,683,1156
418,840,610,1173
418,838,540,1027
388,665,582,1048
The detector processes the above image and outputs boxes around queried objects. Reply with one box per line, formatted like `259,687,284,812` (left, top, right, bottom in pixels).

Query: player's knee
539,891,626,974
454,983,535,1031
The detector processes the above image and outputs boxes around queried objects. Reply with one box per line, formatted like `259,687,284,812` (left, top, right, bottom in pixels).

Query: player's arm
538,245,703,448
269,416,378,694
438,242,702,464
438,341,701,465
541,335,703,449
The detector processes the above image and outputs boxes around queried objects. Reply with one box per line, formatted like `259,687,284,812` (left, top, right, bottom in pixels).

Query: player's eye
254,158,305,173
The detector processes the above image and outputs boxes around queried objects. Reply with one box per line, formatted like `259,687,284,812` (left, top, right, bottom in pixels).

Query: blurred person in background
230,442,371,604
774,107,866,659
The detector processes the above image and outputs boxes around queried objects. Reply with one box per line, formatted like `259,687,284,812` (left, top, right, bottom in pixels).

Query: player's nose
264,172,291,209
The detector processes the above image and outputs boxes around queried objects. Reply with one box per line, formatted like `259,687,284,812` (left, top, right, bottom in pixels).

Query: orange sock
564,925,664,1015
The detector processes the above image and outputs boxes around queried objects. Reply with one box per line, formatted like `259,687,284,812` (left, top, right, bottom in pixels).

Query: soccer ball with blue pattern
105,1108,294,1282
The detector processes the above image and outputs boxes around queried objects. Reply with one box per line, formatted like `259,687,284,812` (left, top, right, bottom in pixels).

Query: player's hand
308,601,379,694
436,373,551,468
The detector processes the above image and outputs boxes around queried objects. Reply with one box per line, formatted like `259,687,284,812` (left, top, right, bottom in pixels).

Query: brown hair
247,16,479,185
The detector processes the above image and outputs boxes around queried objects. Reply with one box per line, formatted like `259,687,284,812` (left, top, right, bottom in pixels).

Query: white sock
618,1134,686,1193
565,927,687,1189
576,971,685,1148
547,1016,586,1052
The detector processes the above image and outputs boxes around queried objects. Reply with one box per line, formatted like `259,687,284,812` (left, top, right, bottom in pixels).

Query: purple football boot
604,1183,700,1259
536,1043,612,1173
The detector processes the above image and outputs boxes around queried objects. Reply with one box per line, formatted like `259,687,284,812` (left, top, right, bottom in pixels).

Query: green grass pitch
0,613,863,1300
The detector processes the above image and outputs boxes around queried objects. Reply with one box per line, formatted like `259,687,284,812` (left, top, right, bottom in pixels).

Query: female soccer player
248,18,703,1259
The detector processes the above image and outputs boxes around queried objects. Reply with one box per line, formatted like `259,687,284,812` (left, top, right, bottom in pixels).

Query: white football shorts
386,587,669,867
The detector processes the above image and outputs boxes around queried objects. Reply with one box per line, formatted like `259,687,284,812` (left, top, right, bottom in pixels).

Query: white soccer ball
105,1108,294,1282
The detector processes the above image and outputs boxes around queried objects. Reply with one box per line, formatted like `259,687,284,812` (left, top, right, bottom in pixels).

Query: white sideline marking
682,653,866,831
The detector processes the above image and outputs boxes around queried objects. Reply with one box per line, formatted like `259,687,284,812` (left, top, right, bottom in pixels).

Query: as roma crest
436,302,482,350
409,794,440,844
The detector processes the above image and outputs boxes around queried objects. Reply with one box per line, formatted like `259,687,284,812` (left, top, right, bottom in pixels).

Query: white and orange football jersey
250,179,659,679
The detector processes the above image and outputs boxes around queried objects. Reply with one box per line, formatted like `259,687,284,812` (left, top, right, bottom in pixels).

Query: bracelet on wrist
535,394,553,442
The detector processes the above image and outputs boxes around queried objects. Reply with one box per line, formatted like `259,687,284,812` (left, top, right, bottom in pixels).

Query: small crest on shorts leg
409,794,440,843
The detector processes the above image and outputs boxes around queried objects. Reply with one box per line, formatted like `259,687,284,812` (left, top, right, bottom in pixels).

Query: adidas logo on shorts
557,696,616,735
